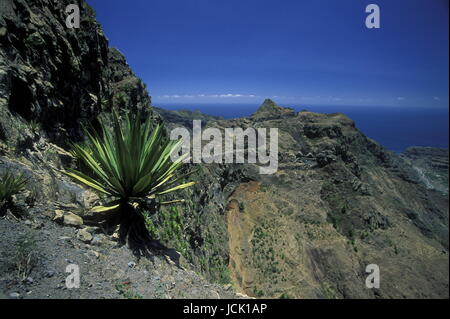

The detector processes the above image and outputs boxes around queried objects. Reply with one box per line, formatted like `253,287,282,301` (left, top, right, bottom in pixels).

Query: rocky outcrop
153,106,223,131
200,100,448,298
0,211,246,299
0,0,152,148
251,98,295,121
0,0,244,299
401,147,449,194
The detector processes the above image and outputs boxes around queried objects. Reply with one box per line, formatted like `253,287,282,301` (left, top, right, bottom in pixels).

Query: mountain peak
260,98,278,109
252,99,295,120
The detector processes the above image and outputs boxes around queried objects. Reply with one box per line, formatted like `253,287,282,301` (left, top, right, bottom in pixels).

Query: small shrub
253,288,264,297
115,282,143,299
0,170,27,202
28,120,40,134
64,111,195,254
0,170,27,215
12,232,40,281
279,292,291,299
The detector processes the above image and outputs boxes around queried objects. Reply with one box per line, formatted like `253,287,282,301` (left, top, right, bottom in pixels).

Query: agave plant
0,170,28,202
0,170,28,216
64,110,194,251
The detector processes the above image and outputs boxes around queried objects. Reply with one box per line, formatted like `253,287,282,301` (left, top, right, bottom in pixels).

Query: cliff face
0,0,448,299
185,101,448,298
0,0,242,299
401,147,449,195
0,0,151,147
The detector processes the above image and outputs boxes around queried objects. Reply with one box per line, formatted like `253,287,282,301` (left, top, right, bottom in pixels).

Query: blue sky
87,0,448,107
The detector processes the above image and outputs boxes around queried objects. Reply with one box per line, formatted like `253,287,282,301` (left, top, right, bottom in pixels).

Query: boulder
76,228,93,243
52,209,65,223
63,212,83,227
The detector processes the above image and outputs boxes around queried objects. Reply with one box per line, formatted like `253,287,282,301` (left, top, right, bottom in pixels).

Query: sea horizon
155,103,449,153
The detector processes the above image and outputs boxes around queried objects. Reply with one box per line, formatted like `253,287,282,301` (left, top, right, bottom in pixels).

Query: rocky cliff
401,147,449,195
185,100,448,298
0,0,448,299
0,0,152,148
0,0,242,299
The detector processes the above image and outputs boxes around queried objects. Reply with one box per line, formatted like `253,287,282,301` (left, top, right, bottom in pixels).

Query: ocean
156,103,449,153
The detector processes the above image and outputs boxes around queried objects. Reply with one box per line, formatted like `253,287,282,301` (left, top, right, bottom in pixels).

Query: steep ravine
209,104,448,299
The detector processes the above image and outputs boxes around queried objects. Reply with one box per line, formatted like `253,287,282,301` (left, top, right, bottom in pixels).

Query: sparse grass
321,281,338,299
253,288,264,297
359,230,370,240
28,119,40,134
11,232,40,281
144,205,188,256
116,92,129,108
217,267,232,285
115,282,143,299
347,238,358,252
250,223,283,278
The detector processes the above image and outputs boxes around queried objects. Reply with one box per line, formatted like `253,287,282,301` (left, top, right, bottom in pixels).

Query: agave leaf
0,170,28,201
159,199,186,205
157,181,196,195
64,169,112,196
90,202,120,213
65,110,195,203
157,167,200,192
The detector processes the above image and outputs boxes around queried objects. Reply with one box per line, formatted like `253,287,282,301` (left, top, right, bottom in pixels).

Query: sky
87,0,449,107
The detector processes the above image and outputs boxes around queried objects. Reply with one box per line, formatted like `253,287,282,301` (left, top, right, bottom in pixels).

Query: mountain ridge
0,0,448,299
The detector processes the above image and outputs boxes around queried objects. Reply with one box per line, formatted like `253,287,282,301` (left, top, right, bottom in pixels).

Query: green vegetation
253,288,264,297
348,238,358,253
209,255,231,284
250,221,283,281
115,282,143,299
27,119,40,134
321,281,338,299
359,230,370,240
0,170,27,213
10,232,40,281
144,205,188,256
100,97,109,107
321,181,354,235
65,111,194,203
394,244,399,255
194,238,231,285
116,92,129,108
279,292,291,299
64,110,195,249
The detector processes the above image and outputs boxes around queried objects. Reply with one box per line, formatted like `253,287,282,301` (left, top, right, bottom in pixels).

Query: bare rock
63,212,83,227
76,228,93,243
52,209,65,223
